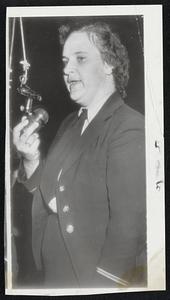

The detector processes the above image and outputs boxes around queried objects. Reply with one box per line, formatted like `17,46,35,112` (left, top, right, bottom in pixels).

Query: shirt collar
78,91,115,123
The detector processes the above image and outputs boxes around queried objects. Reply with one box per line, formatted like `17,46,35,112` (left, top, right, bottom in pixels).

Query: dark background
0,1,170,299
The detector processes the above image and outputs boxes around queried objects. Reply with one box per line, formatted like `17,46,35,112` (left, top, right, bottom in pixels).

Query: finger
26,133,39,146
15,133,39,153
13,119,29,134
30,138,40,151
27,139,40,158
19,138,40,161
21,116,28,122
13,119,29,143
20,122,39,142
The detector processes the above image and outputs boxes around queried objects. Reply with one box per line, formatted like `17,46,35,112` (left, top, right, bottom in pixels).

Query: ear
103,62,114,75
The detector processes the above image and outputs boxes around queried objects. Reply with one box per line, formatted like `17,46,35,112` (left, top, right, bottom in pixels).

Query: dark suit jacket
24,92,146,288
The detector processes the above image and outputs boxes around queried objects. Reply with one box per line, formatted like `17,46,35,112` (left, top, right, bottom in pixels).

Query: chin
70,94,84,105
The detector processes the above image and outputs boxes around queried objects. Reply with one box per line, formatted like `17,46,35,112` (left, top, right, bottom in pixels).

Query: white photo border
5,5,165,295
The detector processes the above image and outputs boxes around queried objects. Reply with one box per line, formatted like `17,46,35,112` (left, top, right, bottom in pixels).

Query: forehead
63,31,100,56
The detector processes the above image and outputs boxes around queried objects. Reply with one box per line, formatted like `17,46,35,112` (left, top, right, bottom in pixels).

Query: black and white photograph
5,5,165,295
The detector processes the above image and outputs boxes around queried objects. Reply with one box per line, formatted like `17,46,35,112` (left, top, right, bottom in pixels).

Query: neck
86,77,116,110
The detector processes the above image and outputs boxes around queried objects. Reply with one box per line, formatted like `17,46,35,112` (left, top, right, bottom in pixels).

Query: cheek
83,63,105,86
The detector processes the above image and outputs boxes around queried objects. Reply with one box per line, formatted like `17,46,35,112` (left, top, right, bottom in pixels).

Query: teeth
69,81,78,84
69,81,80,88
67,80,81,92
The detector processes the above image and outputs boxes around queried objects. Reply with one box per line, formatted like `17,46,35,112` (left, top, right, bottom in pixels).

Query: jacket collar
78,90,115,124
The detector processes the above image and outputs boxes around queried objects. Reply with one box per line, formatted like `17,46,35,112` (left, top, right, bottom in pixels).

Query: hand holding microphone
13,116,41,178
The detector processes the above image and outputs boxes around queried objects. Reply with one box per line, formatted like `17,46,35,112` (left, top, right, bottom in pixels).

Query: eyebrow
62,51,88,59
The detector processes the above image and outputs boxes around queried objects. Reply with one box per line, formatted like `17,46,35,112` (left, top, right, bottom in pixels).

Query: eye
62,58,68,68
76,55,87,63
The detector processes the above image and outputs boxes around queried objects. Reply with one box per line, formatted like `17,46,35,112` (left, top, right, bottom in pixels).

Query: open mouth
68,80,82,91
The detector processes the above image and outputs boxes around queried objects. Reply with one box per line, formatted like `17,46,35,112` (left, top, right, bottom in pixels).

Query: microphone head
34,108,49,125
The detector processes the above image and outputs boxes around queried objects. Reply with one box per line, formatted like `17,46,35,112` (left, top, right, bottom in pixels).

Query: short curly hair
59,21,129,99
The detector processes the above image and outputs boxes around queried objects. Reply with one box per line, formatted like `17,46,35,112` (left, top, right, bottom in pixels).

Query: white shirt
78,93,112,135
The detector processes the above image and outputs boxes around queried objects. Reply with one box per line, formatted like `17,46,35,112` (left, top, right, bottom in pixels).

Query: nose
63,59,76,76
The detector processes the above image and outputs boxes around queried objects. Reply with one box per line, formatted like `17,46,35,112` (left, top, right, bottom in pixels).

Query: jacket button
59,185,65,192
66,224,74,233
63,205,69,213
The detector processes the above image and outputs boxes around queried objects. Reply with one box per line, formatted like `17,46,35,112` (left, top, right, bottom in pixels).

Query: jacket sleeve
98,117,146,287
17,158,45,193
17,112,77,193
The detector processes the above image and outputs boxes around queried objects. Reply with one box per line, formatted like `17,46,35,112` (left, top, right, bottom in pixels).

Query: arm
13,112,77,192
13,117,42,191
98,119,146,287
13,117,41,178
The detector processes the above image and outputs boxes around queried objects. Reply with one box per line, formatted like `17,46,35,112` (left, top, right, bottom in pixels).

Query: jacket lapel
39,115,78,205
46,113,78,167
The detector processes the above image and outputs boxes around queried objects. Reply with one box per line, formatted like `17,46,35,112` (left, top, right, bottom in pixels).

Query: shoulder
108,103,145,147
113,103,144,131
110,103,144,135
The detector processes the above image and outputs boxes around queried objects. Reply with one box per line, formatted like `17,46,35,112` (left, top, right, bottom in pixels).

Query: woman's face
62,31,110,107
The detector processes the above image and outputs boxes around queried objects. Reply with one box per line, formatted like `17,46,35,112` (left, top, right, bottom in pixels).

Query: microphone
17,84,49,134
17,85,42,101
22,108,49,134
